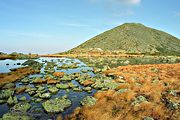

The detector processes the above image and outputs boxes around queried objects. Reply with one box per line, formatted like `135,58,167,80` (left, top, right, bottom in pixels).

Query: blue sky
0,0,180,54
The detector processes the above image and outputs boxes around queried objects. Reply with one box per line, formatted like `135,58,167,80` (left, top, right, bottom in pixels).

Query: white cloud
123,0,141,5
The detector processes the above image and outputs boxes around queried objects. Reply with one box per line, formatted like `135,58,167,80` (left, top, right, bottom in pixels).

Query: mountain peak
68,23,180,55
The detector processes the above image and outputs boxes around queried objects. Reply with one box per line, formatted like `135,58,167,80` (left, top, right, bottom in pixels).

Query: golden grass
67,63,180,120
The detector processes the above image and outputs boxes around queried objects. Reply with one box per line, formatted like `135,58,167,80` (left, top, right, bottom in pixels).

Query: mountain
67,23,180,55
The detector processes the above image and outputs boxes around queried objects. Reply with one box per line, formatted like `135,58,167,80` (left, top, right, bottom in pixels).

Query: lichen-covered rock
15,86,30,94
21,77,29,84
68,82,77,88
80,96,97,106
37,86,46,91
0,89,14,99
2,83,15,89
25,87,36,96
82,80,94,86
132,95,147,105
47,78,58,84
73,87,82,92
7,96,18,105
59,63,78,69
39,93,51,99
56,84,69,89
25,87,37,93
48,87,58,93
19,96,27,101
32,77,46,84
42,97,71,113
167,90,177,96
2,112,32,120
44,68,55,74
117,89,129,94
83,87,92,92
0,100,6,104
22,60,43,70
93,82,104,89
34,98,43,103
103,81,120,89
81,69,89,73
144,117,154,120
167,101,179,110
12,102,31,112
101,66,110,72
61,75,72,81
93,68,101,73
93,80,119,90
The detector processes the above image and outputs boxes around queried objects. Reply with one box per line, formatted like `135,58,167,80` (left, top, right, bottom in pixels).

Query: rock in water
2,112,32,120
42,96,71,113
12,102,31,112
80,96,97,106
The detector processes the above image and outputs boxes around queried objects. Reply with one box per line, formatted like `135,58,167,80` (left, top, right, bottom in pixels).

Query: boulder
0,100,6,104
12,102,31,112
22,60,43,70
82,80,94,86
61,75,72,81
83,87,92,92
0,90,14,99
39,93,51,99
73,87,82,92
2,83,15,89
21,77,29,84
56,84,69,89
7,96,18,105
32,78,46,84
80,96,97,106
48,87,59,93
19,96,27,101
2,112,32,120
132,95,147,105
53,72,64,77
42,97,71,113
47,79,58,84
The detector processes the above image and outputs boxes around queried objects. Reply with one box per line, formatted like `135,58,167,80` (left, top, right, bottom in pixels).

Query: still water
0,57,97,120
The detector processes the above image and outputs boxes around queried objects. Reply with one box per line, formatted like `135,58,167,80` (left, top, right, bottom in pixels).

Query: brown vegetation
53,72,65,77
82,80,94,86
0,67,40,87
67,63,180,120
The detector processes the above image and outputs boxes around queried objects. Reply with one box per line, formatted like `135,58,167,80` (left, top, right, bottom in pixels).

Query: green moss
2,112,32,120
42,97,71,113
12,102,31,112
80,96,97,106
